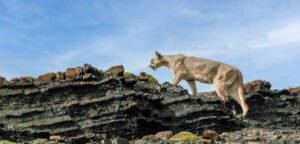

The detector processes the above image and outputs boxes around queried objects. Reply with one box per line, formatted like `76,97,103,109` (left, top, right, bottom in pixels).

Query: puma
149,51,249,117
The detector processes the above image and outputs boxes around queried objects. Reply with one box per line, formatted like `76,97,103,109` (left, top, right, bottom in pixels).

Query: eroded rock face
0,68,299,144
0,76,240,143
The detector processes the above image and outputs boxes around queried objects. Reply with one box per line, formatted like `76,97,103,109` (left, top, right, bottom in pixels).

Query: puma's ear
155,51,162,59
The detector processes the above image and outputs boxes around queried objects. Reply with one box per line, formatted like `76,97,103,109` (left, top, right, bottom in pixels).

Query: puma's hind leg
214,82,229,103
229,85,249,118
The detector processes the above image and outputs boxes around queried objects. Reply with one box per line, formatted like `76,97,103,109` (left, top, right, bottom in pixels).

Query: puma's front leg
172,73,183,86
187,80,197,96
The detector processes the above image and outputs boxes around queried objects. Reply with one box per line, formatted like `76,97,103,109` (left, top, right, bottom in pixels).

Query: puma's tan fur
149,51,249,117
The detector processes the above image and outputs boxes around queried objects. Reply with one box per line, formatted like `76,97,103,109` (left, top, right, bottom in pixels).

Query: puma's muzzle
149,65,157,70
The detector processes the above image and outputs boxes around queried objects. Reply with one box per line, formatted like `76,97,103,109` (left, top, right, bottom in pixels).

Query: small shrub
123,72,135,78
169,131,200,142
0,140,17,144
148,76,158,85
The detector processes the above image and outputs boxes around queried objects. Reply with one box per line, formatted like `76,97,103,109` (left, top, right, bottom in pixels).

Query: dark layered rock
0,76,239,143
0,66,299,143
65,67,83,80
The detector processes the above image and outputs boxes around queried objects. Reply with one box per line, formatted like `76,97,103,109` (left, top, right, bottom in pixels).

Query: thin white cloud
178,8,205,18
248,19,300,49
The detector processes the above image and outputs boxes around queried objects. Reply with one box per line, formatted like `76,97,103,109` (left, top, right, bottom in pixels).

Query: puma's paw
235,114,248,121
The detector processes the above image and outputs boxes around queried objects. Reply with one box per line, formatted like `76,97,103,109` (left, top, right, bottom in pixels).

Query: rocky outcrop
105,65,124,76
10,76,36,83
38,73,57,81
0,64,299,143
243,80,272,94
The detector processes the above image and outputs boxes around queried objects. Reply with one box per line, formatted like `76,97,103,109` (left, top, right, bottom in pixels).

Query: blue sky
0,0,300,91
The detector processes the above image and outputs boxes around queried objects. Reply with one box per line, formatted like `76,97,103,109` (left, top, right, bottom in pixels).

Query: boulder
105,65,124,76
0,76,8,85
65,67,83,80
243,80,272,94
38,73,56,81
202,130,219,141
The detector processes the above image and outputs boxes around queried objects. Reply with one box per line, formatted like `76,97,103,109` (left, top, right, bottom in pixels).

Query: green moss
169,131,200,142
32,138,47,144
123,72,135,78
0,140,17,144
148,76,158,85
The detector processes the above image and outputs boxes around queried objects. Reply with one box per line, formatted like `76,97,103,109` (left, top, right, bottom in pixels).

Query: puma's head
149,51,164,70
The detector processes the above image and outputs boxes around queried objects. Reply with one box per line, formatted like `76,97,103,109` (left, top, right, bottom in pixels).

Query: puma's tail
237,70,249,117
238,85,249,117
